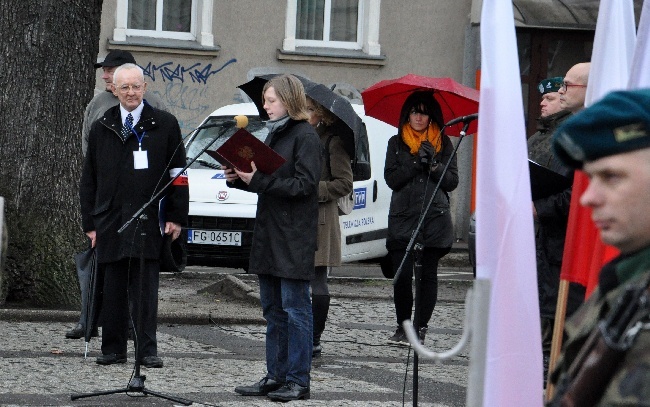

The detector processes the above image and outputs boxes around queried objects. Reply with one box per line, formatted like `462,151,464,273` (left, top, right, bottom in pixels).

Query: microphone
196,115,249,130
444,113,478,127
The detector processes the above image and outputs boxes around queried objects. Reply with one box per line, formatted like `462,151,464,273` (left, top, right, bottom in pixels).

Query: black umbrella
237,74,313,121
237,74,363,160
74,247,101,353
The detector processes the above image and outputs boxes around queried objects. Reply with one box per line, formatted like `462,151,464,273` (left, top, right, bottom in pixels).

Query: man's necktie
121,113,133,140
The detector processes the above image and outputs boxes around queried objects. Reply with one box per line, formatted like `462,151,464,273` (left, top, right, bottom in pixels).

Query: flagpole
545,280,569,400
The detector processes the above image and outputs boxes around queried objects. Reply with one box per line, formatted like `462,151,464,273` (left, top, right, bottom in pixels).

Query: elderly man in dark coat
80,63,188,368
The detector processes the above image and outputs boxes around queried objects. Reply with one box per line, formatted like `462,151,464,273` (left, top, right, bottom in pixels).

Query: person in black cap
81,49,166,157
527,76,585,364
548,88,650,405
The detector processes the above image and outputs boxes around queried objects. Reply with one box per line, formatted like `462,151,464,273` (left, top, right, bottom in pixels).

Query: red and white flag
476,0,543,404
629,0,650,88
561,0,635,295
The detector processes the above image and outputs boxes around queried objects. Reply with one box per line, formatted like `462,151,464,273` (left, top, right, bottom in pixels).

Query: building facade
96,0,639,242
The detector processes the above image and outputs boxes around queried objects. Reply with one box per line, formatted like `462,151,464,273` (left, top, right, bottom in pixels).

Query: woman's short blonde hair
262,75,310,121
306,96,337,126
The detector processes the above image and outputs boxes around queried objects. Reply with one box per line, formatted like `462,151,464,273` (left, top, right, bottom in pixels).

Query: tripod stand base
71,374,193,405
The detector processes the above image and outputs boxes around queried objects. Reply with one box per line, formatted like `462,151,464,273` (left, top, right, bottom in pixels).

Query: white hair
113,63,144,85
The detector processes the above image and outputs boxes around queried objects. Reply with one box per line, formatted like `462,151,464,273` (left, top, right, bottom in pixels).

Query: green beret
537,77,563,94
552,88,650,169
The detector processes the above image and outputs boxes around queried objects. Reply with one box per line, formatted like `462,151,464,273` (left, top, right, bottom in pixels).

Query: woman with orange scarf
384,91,459,344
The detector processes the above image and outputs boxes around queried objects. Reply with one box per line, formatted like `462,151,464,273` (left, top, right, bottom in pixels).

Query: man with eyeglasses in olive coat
80,63,188,368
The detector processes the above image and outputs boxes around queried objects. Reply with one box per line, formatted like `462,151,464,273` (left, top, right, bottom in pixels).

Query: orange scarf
401,122,442,155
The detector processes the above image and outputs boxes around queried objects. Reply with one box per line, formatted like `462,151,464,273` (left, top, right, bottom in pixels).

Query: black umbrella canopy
237,74,362,159
237,74,315,121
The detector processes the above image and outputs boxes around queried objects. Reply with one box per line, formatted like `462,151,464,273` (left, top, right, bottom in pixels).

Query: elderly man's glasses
117,84,144,93
561,82,587,91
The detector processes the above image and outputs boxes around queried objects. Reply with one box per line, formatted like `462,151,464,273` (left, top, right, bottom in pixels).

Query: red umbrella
361,74,480,135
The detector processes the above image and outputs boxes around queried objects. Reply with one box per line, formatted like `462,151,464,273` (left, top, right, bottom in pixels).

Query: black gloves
418,141,435,165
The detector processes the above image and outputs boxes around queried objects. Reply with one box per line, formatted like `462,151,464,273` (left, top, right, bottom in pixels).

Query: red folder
205,128,286,174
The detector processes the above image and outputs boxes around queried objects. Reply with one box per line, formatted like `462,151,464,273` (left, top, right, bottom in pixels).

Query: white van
183,102,396,269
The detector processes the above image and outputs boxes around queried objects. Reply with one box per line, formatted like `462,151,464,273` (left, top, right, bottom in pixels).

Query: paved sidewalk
0,263,474,406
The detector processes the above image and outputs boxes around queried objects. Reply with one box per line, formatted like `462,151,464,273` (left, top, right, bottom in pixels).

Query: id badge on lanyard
128,121,148,170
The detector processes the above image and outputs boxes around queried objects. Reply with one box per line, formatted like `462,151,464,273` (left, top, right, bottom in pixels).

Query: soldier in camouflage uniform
548,88,650,405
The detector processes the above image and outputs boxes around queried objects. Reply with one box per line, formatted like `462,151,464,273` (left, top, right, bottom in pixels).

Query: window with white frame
284,0,381,56
113,0,214,47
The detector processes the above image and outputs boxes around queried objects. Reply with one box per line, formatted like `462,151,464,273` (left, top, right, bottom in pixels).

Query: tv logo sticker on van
354,187,366,210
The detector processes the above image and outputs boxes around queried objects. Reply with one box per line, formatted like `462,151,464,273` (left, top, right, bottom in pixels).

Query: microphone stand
393,119,473,407
71,124,235,405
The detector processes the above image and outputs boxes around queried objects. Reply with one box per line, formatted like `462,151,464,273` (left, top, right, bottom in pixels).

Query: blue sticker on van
354,187,366,210
212,173,226,179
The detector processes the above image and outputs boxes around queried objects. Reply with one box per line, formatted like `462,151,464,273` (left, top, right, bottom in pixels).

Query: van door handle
373,180,378,202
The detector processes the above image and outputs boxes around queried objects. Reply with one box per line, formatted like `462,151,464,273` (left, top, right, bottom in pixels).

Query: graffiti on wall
141,58,238,132
141,58,237,85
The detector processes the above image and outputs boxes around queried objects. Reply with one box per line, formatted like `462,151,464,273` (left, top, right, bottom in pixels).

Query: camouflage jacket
549,245,650,405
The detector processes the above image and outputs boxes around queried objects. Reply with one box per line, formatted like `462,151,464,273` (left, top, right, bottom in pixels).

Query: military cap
537,77,564,94
552,88,650,168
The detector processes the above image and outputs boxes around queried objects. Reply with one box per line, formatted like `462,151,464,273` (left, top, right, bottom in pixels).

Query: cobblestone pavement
0,263,474,406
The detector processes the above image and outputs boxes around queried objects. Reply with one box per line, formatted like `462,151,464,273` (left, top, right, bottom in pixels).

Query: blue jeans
258,275,312,387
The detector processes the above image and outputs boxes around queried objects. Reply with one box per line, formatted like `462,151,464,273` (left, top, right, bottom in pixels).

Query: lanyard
126,120,146,151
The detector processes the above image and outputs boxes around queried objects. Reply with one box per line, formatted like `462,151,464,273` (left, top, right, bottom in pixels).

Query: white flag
477,0,543,405
629,0,650,88
585,0,636,106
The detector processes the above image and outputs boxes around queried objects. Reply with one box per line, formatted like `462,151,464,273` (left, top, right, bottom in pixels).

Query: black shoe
388,327,408,345
235,377,284,396
96,353,127,365
141,355,163,368
66,324,99,339
312,343,322,358
65,324,84,339
267,382,310,401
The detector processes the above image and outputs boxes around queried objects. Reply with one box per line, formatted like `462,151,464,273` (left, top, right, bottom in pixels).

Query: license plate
187,229,242,246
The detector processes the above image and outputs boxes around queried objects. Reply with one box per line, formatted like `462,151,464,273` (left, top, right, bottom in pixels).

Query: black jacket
384,134,459,250
528,110,573,266
80,103,189,263
229,119,321,280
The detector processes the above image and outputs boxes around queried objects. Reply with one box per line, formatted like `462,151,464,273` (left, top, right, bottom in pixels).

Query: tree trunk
0,0,103,306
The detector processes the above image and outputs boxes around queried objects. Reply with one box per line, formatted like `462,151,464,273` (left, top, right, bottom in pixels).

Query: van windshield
185,116,269,169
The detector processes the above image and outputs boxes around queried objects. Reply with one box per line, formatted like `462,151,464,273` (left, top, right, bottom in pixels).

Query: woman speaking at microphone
225,74,321,402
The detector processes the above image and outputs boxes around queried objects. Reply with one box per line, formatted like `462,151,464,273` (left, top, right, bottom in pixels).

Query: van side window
353,122,371,181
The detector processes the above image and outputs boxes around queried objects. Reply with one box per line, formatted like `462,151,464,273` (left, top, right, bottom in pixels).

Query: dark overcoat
80,103,189,263
229,119,321,280
384,134,458,251
528,110,584,318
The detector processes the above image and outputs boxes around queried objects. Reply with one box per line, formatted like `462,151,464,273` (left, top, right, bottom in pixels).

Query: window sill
108,36,220,57
277,47,386,67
